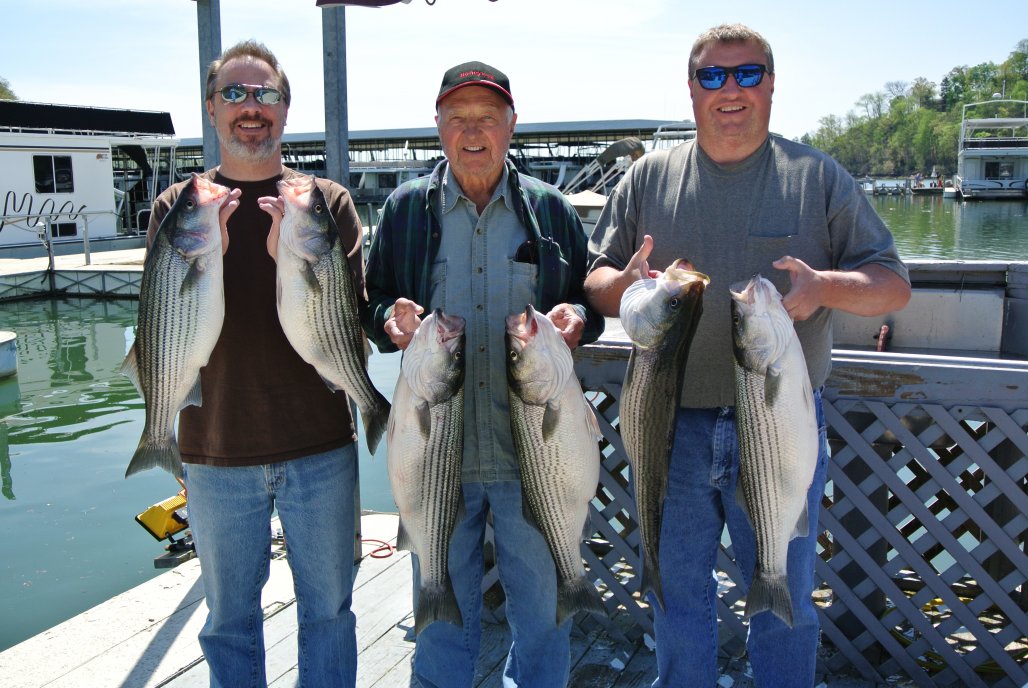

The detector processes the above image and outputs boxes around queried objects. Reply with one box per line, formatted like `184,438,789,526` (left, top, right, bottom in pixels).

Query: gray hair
688,24,774,78
205,39,292,106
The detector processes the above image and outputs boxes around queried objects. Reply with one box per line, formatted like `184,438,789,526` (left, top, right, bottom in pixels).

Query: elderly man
585,24,910,688
361,61,603,688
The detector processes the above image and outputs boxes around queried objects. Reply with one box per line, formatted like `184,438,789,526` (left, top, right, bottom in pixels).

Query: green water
0,195,1025,653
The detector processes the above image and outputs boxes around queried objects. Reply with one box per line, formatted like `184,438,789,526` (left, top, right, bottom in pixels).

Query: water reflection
0,297,173,653
871,195,1028,261
1,376,18,499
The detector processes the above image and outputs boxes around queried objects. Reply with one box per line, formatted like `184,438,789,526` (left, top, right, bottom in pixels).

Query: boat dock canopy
0,101,175,137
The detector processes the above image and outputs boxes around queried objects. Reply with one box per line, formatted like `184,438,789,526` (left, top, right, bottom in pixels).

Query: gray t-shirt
588,135,909,408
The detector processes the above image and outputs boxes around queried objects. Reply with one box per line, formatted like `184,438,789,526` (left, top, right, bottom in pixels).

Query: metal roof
0,100,176,137
178,119,691,148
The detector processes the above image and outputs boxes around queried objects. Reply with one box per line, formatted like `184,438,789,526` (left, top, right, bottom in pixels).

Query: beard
219,118,282,163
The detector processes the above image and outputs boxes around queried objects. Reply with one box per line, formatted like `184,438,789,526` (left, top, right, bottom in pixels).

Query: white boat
0,101,178,258
954,98,1028,200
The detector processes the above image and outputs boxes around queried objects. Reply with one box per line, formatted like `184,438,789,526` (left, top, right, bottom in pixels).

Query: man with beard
145,40,366,687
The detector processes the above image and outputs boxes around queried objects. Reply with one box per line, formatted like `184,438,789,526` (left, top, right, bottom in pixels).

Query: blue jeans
184,445,359,688
412,480,572,688
652,392,828,688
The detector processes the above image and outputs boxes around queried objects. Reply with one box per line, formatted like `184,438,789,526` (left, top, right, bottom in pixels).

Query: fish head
505,305,574,405
164,174,229,259
730,275,792,372
276,174,337,264
401,308,466,403
620,261,709,349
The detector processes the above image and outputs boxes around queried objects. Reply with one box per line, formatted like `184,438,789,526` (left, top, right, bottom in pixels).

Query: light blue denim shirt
430,162,535,482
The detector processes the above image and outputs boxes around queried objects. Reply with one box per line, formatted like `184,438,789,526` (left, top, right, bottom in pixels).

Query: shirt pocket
508,260,537,316
429,260,447,311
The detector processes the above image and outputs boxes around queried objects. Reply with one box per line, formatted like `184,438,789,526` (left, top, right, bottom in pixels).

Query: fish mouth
431,309,466,351
505,305,538,349
277,174,316,206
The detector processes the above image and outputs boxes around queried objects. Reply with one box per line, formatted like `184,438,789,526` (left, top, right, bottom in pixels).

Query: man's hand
547,303,586,350
773,255,823,321
258,195,285,261
218,188,242,255
386,298,425,350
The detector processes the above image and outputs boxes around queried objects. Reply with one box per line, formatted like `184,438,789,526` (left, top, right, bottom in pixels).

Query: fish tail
361,394,391,454
642,551,666,612
556,576,606,625
414,580,463,635
125,435,183,479
746,571,794,627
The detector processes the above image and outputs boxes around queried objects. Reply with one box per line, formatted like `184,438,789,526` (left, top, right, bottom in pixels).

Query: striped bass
387,309,466,635
122,174,228,478
730,275,819,628
276,174,390,453
618,261,708,609
506,305,605,625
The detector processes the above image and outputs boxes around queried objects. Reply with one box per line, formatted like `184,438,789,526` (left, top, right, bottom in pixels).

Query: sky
2,0,1026,142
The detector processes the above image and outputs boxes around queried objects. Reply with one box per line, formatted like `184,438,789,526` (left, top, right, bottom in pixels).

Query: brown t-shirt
147,167,366,466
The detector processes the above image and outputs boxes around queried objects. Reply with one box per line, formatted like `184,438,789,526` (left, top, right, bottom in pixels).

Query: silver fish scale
137,241,219,438
509,398,584,582
415,388,464,582
734,365,797,575
306,254,374,401
620,326,693,607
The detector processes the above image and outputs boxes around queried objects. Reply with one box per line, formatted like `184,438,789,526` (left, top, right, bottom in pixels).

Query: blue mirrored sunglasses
218,84,283,105
692,64,769,90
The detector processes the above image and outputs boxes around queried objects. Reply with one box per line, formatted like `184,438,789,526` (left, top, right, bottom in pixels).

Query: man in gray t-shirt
585,24,910,688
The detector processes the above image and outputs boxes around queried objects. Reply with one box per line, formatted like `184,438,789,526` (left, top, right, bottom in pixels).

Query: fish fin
318,374,344,392
584,404,602,441
415,400,431,439
360,392,391,455
125,434,183,479
745,570,794,628
120,342,143,396
764,367,783,406
556,576,606,625
396,519,413,552
791,502,810,540
734,477,754,528
302,261,321,294
542,403,560,441
181,375,203,409
642,551,666,612
180,260,204,293
414,579,463,635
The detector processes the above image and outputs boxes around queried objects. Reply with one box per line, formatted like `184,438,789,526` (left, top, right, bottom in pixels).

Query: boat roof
0,100,175,137
179,119,692,148
964,117,1028,128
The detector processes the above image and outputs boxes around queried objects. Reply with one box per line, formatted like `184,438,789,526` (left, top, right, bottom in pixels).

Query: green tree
0,77,15,100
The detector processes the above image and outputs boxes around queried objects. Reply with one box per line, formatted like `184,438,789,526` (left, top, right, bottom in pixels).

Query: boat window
984,161,1014,179
33,155,75,194
50,222,78,238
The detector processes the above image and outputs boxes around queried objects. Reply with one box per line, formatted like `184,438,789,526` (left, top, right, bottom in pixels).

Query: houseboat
954,98,1028,200
0,101,178,258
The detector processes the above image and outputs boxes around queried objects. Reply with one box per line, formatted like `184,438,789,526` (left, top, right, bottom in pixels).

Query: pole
321,5,350,186
195,0,222,170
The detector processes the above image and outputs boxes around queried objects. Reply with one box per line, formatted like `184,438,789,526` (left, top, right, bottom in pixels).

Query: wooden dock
0,513,649,688
0,512,888,688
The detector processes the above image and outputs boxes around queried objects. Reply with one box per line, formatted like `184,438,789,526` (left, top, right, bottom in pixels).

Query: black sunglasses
692,64,769,90
218,83,283,105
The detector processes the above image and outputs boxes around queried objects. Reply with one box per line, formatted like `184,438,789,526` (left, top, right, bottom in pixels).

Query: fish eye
453,351,463,362
508,350,518,362
669,297,680,309
184,200,195,210
313,203,324,214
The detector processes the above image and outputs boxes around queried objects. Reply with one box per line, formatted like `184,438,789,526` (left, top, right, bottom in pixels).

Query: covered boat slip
0,259,1025,687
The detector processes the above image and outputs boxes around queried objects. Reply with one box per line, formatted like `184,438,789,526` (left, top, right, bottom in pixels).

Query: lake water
1,195,1026,652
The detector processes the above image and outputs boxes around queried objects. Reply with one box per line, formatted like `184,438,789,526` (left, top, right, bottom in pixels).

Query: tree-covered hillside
800,39,1028,176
